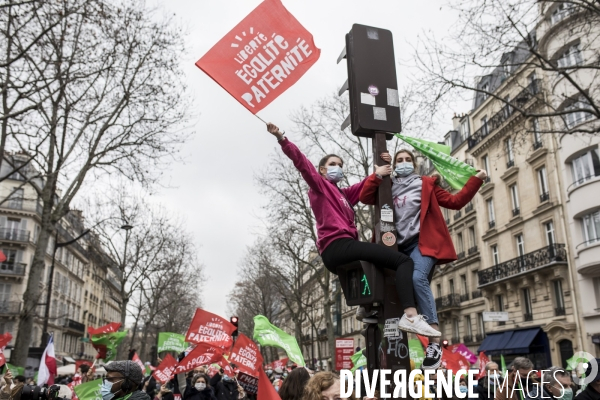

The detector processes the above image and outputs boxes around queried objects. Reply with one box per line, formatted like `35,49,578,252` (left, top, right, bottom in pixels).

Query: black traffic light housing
338,24,401,138
442,339,449,349
337,261,384,306
231,316,239,339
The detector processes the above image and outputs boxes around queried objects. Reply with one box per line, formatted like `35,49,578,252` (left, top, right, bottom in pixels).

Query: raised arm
267,123,324,193
347,164,392,205
434,171,486,210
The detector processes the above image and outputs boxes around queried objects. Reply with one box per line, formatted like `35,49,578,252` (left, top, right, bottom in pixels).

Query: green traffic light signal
361,273,371,296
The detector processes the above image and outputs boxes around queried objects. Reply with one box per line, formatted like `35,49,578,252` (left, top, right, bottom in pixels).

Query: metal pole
41,232,59,346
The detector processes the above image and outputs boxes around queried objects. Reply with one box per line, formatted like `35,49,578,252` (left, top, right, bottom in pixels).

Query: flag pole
254,114,267,124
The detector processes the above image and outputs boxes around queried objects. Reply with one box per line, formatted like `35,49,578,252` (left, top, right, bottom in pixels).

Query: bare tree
413,0,600,137
9,0,192,365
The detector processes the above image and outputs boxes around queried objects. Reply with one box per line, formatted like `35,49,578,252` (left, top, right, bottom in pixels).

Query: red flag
153,354,178,383
0,251,6,263
272,357,289,371
477,352,491,379
196,0,320,114
0,333,12,349
441,348,470,374
174,343,224,374
257,367,280,400
185,308,236,350
87,322,121,336
229,334,262,377
132,352,145,371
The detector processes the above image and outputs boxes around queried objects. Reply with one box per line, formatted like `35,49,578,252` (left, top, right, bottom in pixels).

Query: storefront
478,327,551,369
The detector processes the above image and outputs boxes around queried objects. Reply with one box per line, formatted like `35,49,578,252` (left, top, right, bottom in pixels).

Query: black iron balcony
513,207,520,217
499,321,506,326
464,335,474,344
465,203,474,213
524,313,533,321
455,211,462,220
507,160,515,168
540,192,549,203
475,333,486,342
64,318,85,334
0,228,30,242
555,307,566,316
468,79,541,150
489,220,496,229
478,244,566,287
0,302,21,315
0,262,26,276
469,246,478,255
445,218,450,225
460,293,470,302
457,251,465,259
472,290,482,299
435,294,462,311
533,140,543,150
451,336,460,344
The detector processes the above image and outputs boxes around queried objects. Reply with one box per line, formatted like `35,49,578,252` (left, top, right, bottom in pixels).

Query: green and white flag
350,350,366,373
253,315,305,367
395,134,478,190
73,379,102,400
408,339,425,369
157,332,187,353
4,363,24,376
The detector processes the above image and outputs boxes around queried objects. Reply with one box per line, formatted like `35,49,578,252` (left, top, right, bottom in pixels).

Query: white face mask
326,165,344,183
195,383,206,391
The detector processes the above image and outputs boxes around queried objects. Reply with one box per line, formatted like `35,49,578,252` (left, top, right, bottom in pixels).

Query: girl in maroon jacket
267,123,441,337
359,149,487,369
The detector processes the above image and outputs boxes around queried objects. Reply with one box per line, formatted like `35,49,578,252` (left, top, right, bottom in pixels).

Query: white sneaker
355,307,377,323
397,314,441,337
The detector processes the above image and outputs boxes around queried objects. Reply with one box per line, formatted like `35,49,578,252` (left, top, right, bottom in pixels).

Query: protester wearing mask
266,123,436,337
214,374,238,400
360,149,485,367
528,367,572,400
575,358,600,400
183,374,216,400
102,360,150,400
495,357,535,400
475,362,502,400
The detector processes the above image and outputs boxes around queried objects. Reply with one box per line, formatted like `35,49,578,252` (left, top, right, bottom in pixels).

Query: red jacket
359,174,483,264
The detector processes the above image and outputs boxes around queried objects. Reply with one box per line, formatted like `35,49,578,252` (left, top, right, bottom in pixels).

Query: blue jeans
399,236,439,325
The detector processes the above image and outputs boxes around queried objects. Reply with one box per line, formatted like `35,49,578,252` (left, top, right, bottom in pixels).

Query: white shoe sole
397,322,441,337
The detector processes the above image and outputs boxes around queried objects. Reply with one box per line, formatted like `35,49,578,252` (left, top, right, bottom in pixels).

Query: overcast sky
150,0,462,319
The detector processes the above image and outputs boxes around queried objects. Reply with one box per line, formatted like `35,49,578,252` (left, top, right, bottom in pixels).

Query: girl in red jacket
267,123,441,337
359,149,487,369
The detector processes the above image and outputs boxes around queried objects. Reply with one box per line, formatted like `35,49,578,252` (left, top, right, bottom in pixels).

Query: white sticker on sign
383,318,400,338
361,93,376,106
387,88,399,107
373,107,387,121
381,208,393,222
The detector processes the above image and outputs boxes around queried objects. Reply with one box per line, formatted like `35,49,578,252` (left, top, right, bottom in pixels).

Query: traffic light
338,24,401,138
337,261,384,307
442,339,449,349
231,316,239,339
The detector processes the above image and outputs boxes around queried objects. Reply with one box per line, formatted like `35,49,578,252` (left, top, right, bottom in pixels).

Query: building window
453,318,460,339
469,227,476,248
594,277,600,310
461,120,470,140
538,167,549,202
546,221,556,246
553,280,565,312
449,279,455,295
481,84,489,101
436,283,442,298
582,211,600,246
557,44,583,69
510,184,520,216
491,245,499,265
461,275,468,295
481,116,489,135
506,138,515,167
532,118,542,146
457,233,464,253
565,97,594,129
483,155,491,178
571,148,600,186
496,294,504,311
465,316,472,336
516,234,525,257
487,199,496,228
551,2,575,25
478,313,486,336
522,288,533,318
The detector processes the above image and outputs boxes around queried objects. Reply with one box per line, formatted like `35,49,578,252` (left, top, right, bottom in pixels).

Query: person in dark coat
183,373,216,400
474,361,502,400
214,375,238,400
575,359,600,400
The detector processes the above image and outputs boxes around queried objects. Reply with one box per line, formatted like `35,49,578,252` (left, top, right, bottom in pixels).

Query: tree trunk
140,321,150,361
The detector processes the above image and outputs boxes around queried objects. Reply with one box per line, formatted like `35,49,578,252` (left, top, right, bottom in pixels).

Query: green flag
74,379,102,400
350,350,367,373
500,354,507,374
395,134,478,190
253,315,305,367
157,332,187,353
408,339,425,369
91,331,127,361
4,363,24,376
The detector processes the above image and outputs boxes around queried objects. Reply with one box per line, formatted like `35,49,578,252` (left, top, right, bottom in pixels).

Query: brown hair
303,371,339,400
318,154,343,169
279,368,310,400
394,149,417,169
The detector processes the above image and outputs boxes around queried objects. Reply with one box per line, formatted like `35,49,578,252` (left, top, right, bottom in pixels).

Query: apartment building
0,154,124,371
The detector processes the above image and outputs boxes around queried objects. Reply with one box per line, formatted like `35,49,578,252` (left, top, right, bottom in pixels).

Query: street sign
482,311,509,322
335,338,354,371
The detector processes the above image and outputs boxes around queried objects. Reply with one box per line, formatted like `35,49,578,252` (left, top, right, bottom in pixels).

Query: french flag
38,335,57,385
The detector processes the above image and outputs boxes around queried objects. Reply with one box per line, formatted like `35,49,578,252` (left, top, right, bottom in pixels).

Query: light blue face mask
395,162,414,177
326,165,344,183
100,379,122,400
459,386,468,393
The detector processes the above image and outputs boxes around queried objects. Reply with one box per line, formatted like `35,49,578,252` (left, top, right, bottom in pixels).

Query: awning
478,328,542,355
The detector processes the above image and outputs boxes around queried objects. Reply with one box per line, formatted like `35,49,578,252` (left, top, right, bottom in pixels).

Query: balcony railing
533,140,543,150
507,160,515,168
468,246,478,255
460,293,470,302
567,172,600,192
0,262,26,276
464,335,474,344
451,336,460,344
478,244,567,286
476,333,486,342
513,208,520,217
489,221,496,229
457,251,465,259
465,203,474,213
468,79,541,149
0,228,30,242
435,294,462,311
65,318,86,334
455,211,462,220
472,290,482,299
0,302,21,315
555,307,566,316
524,313,533,321
0,198,44,215
540,192,550,203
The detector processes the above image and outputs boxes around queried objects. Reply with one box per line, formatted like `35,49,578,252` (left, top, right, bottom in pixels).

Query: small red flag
257,367,280,400
477,352,491,379
0,333,12,349
441,349,470,374
417,334,429,349
132,352,145,371
153,354,178,383
185,309,236,350
196,0,320,114
272,357,289,371
229,334,262,377
174,343,223,374
87,322,121,336
0,251,6,263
